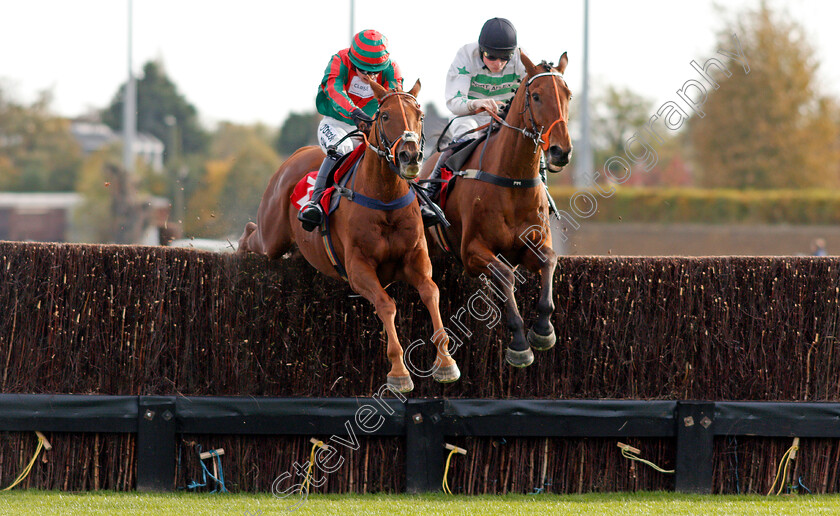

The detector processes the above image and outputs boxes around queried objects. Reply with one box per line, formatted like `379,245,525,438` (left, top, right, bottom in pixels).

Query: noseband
368,91,426,177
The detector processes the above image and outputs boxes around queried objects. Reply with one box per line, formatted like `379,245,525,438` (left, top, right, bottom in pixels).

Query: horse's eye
532,93,540,102
381,112,390,121
419,115,425,123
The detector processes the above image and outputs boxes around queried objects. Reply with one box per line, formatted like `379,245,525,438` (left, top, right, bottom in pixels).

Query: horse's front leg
402,250,460,383
521,242,558,350
465,242,533,368
346,256,414,393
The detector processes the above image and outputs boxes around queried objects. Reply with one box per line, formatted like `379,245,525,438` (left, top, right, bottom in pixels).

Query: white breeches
317,116,362,155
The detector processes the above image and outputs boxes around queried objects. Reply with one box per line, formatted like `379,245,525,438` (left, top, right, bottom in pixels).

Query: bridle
523,70,568,152
481,68,568,153
367,91,426,177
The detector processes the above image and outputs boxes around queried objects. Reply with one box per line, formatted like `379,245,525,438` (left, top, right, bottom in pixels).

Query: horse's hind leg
465,242,533,368
237,222,258,254
403,252,459,383
347,257,414,393
238,219,294,258
522,243,558,351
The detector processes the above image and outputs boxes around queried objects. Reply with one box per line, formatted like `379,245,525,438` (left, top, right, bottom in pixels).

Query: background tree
187,123,280,238
274,111,320,156
591,85,654,168
74,142,155,243
0,87,82,191
101,60,209,157
689,3,840,189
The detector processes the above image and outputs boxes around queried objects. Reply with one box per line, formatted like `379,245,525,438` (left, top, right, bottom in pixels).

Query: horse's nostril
550,146,571,164
398,151,411,164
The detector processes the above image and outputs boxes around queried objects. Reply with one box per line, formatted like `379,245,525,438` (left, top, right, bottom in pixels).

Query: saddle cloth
290,143,366,217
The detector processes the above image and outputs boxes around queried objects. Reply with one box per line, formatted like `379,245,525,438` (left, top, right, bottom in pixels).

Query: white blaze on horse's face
399,130,422,179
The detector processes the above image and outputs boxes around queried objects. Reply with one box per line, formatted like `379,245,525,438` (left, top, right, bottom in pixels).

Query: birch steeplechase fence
2,241,840,494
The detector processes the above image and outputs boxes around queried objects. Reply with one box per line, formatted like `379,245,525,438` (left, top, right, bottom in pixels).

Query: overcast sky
2,0,839,129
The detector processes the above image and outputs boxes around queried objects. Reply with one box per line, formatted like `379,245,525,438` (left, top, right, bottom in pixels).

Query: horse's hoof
505,348,534,368
528,326,556,351
433,363,461,384
387,375,415,393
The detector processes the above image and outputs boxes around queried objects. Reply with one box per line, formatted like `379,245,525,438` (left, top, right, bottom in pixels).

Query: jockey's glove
351,108,374,130
467,99,500,114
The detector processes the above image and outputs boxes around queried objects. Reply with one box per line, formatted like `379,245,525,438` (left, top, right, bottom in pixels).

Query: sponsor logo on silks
348,76,374,99
320,125,337,140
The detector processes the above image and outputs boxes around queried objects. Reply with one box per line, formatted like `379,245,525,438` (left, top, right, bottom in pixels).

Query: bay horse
419,52,572,368
238,79,459,393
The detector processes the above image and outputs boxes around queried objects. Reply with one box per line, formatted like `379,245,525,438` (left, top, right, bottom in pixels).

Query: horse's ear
519,49,538,76
408,79,421,98
556,52,568,74
369,78,387,99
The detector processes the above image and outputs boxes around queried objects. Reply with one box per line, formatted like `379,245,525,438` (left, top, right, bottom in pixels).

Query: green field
2,491,840,515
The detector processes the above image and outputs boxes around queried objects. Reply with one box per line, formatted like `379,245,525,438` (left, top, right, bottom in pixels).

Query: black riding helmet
478,18,517,59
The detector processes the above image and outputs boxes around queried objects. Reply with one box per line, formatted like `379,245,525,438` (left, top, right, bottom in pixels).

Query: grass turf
2,491,840,515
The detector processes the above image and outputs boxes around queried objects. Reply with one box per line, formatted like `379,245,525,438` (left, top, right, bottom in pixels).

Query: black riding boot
298,153,339,232
420,149,453,227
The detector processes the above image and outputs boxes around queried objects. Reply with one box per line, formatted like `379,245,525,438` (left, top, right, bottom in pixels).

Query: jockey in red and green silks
299,29,404,232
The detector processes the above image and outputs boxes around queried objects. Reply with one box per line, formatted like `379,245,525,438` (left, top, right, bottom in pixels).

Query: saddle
435,134,488,210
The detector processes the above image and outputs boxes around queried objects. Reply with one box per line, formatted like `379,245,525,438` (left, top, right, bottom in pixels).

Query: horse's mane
538,61,552,72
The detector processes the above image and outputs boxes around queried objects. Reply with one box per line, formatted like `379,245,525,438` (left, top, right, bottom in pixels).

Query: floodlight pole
349,0,355,41
576,0,594,187
123,0,137,175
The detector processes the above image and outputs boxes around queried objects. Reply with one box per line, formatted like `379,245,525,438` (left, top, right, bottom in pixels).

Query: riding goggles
482,51,512,62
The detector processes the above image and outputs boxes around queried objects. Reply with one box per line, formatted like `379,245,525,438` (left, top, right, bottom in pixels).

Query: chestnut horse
419,52,572,368
238,79,458,393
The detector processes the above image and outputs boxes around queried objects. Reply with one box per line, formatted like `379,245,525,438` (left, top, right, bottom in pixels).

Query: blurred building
0,192,80,242
0,192,171,244
70,120,165,172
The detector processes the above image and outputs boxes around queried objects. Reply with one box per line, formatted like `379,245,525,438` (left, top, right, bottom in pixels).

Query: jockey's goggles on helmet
356,68,380,76
482,51,512,62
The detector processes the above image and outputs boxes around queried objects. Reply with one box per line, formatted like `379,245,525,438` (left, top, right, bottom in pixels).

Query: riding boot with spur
420,148,454,227
298,153,339,232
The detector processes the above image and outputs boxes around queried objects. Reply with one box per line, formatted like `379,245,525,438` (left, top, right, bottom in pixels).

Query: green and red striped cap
349,30,391,72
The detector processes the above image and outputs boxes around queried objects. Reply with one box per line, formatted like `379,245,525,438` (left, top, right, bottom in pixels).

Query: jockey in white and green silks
444,40,525,140
421,17,525,226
